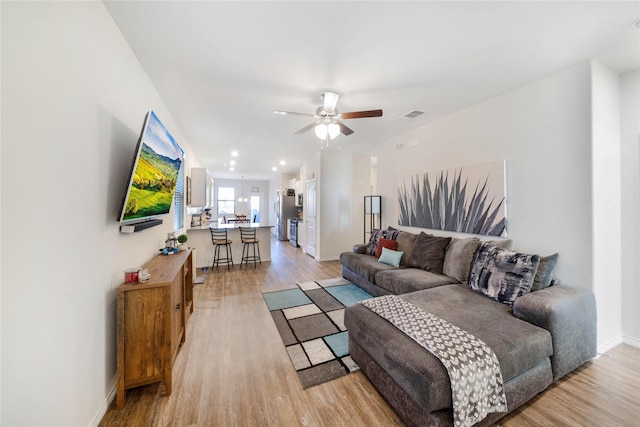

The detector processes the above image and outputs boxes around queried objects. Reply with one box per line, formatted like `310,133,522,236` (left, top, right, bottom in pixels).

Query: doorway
251,195,260,223
306,178,316,257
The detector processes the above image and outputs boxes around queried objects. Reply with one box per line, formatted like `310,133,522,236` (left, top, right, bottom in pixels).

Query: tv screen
118,110,184,223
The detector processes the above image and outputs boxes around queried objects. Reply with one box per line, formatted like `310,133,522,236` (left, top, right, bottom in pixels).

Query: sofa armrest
513,285,596,381
353,244,367,254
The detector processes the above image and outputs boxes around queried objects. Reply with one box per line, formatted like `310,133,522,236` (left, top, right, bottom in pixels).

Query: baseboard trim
623,334,640,348
597,335,624,355
89,384,116,427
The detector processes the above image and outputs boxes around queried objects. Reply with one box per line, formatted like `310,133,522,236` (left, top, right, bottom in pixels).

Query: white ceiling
104,1,640,180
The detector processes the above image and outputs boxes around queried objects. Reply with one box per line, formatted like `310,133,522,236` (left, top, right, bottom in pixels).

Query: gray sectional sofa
341,228,597,427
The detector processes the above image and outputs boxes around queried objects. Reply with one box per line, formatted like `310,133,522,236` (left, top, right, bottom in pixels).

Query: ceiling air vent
404,110,424,118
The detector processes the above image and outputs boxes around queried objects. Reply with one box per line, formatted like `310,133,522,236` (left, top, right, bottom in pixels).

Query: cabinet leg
116,385,125,409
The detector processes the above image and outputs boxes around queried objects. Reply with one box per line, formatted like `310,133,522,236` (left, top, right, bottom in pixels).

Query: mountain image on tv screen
121,111,183,222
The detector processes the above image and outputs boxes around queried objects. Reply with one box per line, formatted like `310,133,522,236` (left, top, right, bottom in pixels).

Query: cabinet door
122,287,169,386
170,272,185,362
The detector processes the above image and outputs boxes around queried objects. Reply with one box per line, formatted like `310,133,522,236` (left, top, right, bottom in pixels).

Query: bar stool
210,228,233,270
239,227,261,268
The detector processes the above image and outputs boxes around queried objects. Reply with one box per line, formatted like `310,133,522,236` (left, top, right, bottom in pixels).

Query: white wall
591,62,623,351
1,2,198,425
373,61,640,350
318,151,371,260
620,70,640,346
376,62,594,289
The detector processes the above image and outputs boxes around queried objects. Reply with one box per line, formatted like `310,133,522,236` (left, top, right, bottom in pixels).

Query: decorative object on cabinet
364,195,381,243
177,234,188,250
116,249,193,408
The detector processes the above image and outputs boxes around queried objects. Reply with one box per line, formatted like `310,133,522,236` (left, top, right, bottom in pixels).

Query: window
217,187,235,215
173,163,185,231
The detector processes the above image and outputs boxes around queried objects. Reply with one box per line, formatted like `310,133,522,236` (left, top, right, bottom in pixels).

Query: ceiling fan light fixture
314,123,328,140
327,122,340,140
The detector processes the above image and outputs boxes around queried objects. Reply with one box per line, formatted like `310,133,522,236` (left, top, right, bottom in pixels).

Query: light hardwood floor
100,239,640,426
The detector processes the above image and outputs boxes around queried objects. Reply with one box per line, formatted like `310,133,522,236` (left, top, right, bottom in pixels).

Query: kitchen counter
189,222,273,230
186,223,274,268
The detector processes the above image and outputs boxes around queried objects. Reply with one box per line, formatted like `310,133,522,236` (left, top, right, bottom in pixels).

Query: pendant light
238,175,248,202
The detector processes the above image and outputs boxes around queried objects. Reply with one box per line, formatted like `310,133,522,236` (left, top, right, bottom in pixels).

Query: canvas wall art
398,161,507,237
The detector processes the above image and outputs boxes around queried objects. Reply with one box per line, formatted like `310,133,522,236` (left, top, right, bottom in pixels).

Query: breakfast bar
187,223,274,268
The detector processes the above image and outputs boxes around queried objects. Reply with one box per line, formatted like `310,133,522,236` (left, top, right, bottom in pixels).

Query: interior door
305,179,316,257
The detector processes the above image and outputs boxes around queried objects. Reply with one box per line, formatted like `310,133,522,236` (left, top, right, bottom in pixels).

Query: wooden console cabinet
116,249,193,408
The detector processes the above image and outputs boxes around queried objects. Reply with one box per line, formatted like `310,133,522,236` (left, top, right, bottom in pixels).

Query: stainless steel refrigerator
275,190,298,241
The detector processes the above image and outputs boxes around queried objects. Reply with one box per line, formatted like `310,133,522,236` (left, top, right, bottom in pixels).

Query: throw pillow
378,247,404,267
365,229,383,255
487,239,513,250
406,232,452,274
376,238,398,258
469,243,540,307
531,253,559,291
366,228,400,256
442,237,481,284
395,231,418,266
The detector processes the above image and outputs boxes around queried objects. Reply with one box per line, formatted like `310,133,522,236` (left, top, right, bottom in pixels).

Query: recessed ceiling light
231,150,239,157
279,160,286,166
230,160,236,166
272,166,277,172
230,167,235,171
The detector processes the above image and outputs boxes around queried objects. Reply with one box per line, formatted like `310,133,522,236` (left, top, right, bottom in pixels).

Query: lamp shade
314,123,328,140
327,122,340,139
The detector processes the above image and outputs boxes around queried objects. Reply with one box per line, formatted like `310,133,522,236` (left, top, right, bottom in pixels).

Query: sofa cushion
375,238,398,258
366,228,400,256
340,252,398,284
442,237,480,284
378,247,404,267
406,232,451,274
531,253,559,291
469,243,540,306
395,231,418,266
345,284,552,412
375,268,456,294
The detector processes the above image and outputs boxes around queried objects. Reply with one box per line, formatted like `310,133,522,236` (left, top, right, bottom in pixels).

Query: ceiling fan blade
273,110,316,118
322,91,340,114
337,121,354,136
294,121,319,135
340,109,383,119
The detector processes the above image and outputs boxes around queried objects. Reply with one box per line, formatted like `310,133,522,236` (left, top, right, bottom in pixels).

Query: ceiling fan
273,91,383,140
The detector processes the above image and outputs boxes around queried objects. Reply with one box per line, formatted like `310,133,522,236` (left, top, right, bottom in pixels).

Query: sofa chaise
341,228,596,427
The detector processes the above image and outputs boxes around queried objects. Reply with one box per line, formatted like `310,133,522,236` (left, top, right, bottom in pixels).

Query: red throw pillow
376,238,398,259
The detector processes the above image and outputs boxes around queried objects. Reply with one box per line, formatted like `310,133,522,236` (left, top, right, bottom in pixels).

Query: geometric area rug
262,278,373,389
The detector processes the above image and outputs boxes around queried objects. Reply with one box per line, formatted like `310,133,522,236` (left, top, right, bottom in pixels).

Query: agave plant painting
398,161,507,236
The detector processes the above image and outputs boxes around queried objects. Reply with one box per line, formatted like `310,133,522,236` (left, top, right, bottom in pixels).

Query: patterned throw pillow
376,238,398,258
366,228,400,256
469,243,540,307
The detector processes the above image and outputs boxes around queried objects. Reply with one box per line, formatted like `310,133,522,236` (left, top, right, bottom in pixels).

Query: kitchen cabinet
190,167,214,207
116,250,193,408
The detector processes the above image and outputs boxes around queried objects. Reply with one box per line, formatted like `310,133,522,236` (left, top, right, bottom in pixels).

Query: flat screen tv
118,110,184,224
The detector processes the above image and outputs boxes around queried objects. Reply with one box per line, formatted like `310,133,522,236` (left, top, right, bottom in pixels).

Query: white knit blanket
360,296,507,427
